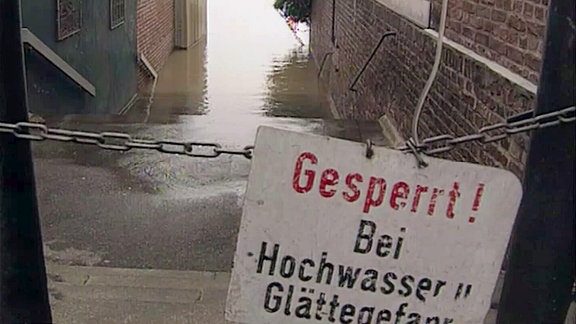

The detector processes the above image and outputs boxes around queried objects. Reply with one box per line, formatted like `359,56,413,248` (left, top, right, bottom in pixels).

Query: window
57,0,82,41
375,0,431,28
110,0,126,30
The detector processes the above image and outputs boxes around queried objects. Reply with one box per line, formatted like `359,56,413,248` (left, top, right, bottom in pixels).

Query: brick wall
137,0,175,89
310,0,544,178
430,0,548,83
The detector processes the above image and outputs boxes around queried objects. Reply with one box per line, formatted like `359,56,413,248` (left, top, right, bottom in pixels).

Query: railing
20,28,96,97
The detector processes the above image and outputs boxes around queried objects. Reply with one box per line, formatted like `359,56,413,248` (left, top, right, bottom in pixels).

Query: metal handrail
20,28,96,97
349,31,396,92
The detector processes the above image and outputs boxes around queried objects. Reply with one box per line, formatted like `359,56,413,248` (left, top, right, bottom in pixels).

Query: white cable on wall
411,0,450,146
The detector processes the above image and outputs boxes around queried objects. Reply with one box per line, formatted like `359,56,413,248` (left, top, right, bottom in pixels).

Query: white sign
226,127,522,324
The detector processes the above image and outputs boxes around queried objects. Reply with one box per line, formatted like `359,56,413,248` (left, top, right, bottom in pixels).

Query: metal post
0,0,53,322
496,0,575,322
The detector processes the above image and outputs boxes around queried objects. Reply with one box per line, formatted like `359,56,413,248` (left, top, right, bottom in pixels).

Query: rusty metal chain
0,106,574,159
0,122,254,159
397,106,575,155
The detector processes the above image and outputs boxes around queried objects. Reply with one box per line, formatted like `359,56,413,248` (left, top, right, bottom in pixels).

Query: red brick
477,5,491,19
491,9,508,22
463,1,477,13
534,6,546,20
508,15,527,32
483,20,498,33
507,30,520,44
524,53,541,70
488,37,506,55
527,23,546,36
520,34,541,51
463,26,475,39
449,21,463,34
512,0,523,14
507,45,525,62
493,26,508,40
495,0,512,10
475,32,490,46
523,2,534,18
470,16,484,29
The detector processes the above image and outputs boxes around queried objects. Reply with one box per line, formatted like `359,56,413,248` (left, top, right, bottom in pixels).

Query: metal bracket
349,31,396,92
365,139,374,159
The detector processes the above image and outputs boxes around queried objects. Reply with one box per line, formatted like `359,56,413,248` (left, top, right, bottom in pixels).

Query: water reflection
264,48,332,118
137,37,209,122
133,0,330,124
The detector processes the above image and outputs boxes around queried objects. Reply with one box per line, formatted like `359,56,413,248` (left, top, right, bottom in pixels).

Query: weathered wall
310,0,546,178
137,0,175,89
21,0,138,115
430,0,548,83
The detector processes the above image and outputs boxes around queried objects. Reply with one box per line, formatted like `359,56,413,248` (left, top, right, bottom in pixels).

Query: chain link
397,106,575,155
0,122,254,159
0,106,574,159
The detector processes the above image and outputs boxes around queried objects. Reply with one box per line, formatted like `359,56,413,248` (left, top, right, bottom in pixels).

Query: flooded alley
3,0,573,323
129,0,333,140
32,0,387,272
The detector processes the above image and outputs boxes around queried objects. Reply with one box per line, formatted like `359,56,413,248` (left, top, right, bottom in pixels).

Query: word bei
292,152,485,222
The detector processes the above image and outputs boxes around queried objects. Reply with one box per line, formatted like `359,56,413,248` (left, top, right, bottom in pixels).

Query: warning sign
226,127,522,323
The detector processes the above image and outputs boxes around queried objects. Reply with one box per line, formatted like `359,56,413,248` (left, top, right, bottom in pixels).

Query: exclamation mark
469,183,485,224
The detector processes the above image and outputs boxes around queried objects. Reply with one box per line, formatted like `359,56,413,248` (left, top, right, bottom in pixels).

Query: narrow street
1,0,573,323
32,0,388,272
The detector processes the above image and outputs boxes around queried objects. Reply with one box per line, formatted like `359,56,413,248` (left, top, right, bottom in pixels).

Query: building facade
21,0,207,115
310,0,548,179
137,0,208,90
22,0,139,115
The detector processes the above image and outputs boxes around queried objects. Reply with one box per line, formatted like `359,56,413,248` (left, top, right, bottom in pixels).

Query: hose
411,0,450,146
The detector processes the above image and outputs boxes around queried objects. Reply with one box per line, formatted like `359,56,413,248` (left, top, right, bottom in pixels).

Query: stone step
49,292,230,324
47,264,231,291
46,264,234,324
50,282,203,305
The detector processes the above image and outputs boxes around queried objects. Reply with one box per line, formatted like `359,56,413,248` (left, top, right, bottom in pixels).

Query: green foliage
274,0,311,24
